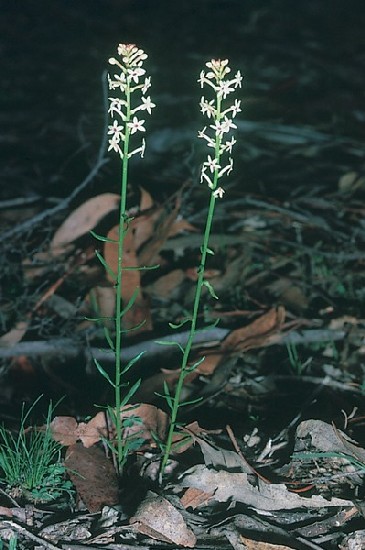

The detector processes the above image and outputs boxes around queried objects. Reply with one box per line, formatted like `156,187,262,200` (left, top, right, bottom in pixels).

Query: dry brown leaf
130,492,196,547
139,187,154,211
122,403,169,444
171,421,219,455
240,537,295,550
133,188,160,250
194,352,223,375
51,193,120,252
50,405,168,449
65,443,119,513
50,416,79,446
222,307,285,353
51,412,109,448
89,285,116,328
137,198,181,266
180,487,213,509
104,225,151,332
167,219,198,238
147,269,185,300
77,412,109,447
181,465,351,510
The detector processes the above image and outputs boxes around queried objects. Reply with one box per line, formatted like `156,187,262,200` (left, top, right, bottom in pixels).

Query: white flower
108,120,123,138
108,97,126,118
200,166,214,188
200,97,216,119
233,70,243,88
128,138,146,158
220,117,237,134
218,157,233,178
209,120,225,137
140,96,156,114
118,43,138,57
213,187,225,199
198,128,215,148
127,67,146,83
230,99,242,117
127,116,146,134
204,155,221,173
198,70,206,88
108,57,123,71
112,72,127,91
108,135,122,154
223,136,237,154
108,74,121,90
206,59,230,80
217,80,235,99
141,76,151,94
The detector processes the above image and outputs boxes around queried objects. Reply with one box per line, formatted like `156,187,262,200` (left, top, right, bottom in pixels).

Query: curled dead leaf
222,307,285,353
130,492,196,547
51,193,120,252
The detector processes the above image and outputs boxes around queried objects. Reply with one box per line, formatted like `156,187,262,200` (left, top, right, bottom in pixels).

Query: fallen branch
0,328,348,364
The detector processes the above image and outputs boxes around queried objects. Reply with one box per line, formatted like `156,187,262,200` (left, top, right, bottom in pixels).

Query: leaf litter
1,3,365,549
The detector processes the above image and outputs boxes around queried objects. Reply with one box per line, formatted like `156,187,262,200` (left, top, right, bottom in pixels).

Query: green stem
160,94,223,480
114,81,131,474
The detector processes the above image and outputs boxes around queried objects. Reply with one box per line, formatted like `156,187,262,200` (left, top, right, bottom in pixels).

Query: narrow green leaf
196,318,220,332
206,246,215,255
123,263,160,271
120,287,139,316
84,315,114,322
107,406,118,425
90,230,118,243
203,279,218,299
171,435,193,451
121,319,146,334
179,396,203,407
104,326,115,351
93,357,115,387
122,351,145,374
155,381,174,409
155,340,184,353
185,355,206,372
169,317,191,329
120,379,142,406
95,250,117,281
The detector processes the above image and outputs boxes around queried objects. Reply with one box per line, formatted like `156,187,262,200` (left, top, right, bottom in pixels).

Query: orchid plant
93,44,155,474
96,45,241,479
158,59,242,480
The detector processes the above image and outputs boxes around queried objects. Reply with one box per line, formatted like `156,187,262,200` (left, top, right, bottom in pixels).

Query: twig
0,520,62,550
0,328,349,363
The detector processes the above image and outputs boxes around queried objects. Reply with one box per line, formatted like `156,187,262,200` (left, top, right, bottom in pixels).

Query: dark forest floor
1,1,365,548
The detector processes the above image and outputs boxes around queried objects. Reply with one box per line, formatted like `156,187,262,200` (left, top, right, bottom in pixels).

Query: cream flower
140,96,156,114
127,67,146,83
204,155,221,173
108,120,123,138
127,116,146,134
141,76,151,94
213,187,225,199
200,97,216,119
217,80,235,99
